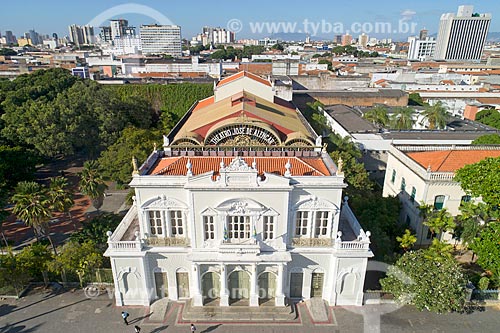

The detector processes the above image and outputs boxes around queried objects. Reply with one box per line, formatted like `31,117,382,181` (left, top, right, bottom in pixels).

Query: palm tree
11,181,57,254
422,102,448,130
396,229,417,252
48,176,75,230
364,106,389,127
79,161,107,211
390,107,416,130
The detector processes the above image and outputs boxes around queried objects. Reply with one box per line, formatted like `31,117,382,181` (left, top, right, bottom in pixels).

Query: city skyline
1,0,498,41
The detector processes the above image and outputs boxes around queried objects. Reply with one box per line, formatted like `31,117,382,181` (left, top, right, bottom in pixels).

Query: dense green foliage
209,45,265,60
79,160,107,210
471,134,500,145
454,157,500,207
381,250,467,313
349,193,402,260
98,127,162,184
408,93,424,106
475,109,500,129
330,45,379,57
0,145,38,192
70,213,122,251
469,222,500,286
0,48,17,56
104,83,212,131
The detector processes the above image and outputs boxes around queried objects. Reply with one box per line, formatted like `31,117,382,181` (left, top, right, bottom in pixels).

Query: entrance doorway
258,272,276,300
154,272,168,299
176,272,190,298
228,270,250,300
202,272,220,302
289,272,303,298
310,272,324,297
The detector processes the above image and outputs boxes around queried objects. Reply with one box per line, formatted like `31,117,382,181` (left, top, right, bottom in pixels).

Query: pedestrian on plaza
134,325,141,333
190,323,197,332
121,311,129,325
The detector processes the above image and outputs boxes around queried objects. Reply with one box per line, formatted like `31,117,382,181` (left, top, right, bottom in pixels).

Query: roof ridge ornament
284,159,292,177
186,158,193,177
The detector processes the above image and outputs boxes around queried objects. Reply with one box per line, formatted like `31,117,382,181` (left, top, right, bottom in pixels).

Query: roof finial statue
132,156,139,176
186,159,193,177
284,159,292,177
427,164,432,173
153,142,157,152
163,135,169,147
252,158,257,171
337,157,344,175
220,158,225,170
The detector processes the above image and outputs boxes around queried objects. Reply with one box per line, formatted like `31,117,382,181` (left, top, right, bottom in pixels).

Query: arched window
400,178,406,192
434,195,445,210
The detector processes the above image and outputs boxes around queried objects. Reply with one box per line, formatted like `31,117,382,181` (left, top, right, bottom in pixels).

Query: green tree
11,181,57,253
47,176,75,229
98,127,162,184
364,106,389,127
423,238,454,262
0,48,17,56
381,250,467,313
408,93,424,106
70,213,121,251
475,109,500,129
397,229,417,252
454,157,500,207
79,161,107,211
0,250,31,295
390,107,416,130
16,242,53,285
49,240,103,287
472,134,500,145
422,102,449,130
469,222,500,287
423,208,455,238
318,59,333,71
0,146,39,192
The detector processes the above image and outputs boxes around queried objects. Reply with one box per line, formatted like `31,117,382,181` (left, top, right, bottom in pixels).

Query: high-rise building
110,19,128,40
124,26,136,37
407,36,436,61
334,34,342,45
435,5,491,61
358,33,368,48
200,26,235,45
68,24,95,46
341,33,352,46
25,29,41,45
5,31,15,44
99,26,113,43
140,24,182,56
419,28,428,40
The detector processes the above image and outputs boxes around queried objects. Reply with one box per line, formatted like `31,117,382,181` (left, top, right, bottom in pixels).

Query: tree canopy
381,250,467,313
471,134,500,145
469,222,500,286
454,157,500,207
475,109,500,129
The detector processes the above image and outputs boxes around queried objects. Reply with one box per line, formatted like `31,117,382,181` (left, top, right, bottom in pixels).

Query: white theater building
105,71,373,308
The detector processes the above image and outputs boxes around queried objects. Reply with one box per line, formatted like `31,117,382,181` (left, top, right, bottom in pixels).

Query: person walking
121,311,129,325
134,325,141,333
190,323,197,332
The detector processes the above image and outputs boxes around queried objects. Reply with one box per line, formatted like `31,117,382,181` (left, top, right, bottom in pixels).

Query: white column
220,264,229,306
275,263,286,306
192,263,203,306
249,263,259,306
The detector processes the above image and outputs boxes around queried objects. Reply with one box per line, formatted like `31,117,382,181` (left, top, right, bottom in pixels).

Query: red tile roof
406,150,500,172
216,71,272,88
149,156,330,177
193,96,215,111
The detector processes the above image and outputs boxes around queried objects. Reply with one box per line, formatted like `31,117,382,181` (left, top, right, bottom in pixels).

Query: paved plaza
0,286,498,333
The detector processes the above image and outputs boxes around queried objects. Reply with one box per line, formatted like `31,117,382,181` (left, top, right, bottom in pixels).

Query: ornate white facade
105,72,373,308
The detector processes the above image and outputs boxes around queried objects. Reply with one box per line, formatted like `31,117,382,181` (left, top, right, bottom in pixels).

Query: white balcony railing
108,240,142,252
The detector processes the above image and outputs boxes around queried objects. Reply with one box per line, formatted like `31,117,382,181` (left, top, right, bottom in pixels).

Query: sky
1,0,498,41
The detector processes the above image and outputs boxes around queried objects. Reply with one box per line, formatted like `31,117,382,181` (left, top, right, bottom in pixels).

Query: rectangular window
410,186,416,202
461,195,471,204
400,178,406,192
149,211,162,235
228,215,250,239
434,195,445,210
295,211,309,237
391,170,396,183
314,211,329,237
170,210,183,236
263,216,274,240
203,216,215,240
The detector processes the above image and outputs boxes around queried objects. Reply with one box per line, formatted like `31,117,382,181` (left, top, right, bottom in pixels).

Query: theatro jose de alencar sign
208,125,278,145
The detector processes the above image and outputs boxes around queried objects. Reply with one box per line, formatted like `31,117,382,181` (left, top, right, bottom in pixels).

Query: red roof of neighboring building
148,156,330,177
406,150,500,172
216,71,272,87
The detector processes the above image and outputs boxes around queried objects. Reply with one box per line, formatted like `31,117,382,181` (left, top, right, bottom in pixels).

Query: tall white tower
435,5,491,61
